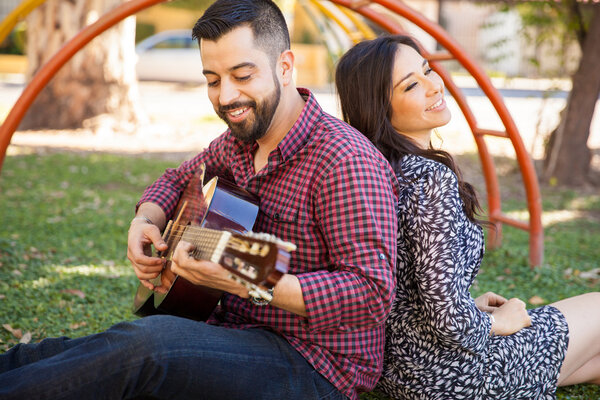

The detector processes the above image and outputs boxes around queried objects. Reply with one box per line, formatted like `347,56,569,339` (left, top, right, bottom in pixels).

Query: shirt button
378,253,386,260
273,212,280,221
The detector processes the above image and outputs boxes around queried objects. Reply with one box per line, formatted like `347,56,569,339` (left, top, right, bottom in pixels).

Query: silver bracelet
131,216,154,225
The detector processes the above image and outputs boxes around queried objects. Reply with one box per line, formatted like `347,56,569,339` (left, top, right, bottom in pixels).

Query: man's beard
217,81,281,144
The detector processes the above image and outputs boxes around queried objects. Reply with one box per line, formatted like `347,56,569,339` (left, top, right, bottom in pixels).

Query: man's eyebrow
393,59,428,89
203,62,257,76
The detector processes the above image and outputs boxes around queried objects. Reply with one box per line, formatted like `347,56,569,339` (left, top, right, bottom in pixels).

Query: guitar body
132,173,260,321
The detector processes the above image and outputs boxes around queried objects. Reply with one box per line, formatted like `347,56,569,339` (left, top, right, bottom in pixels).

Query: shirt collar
230,88,321,166
276,88,321,162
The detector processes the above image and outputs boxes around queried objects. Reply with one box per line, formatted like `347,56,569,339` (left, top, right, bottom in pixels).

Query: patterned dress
377,154,569,399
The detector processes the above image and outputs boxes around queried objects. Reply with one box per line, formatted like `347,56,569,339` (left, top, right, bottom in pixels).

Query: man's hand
170,241,249,298
474,291,507,313
127,219,168,290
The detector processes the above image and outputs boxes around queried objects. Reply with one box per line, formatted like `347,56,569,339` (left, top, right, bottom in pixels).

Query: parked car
135,30,206,84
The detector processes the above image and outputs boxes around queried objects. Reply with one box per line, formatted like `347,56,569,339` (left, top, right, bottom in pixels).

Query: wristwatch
249,288,274,306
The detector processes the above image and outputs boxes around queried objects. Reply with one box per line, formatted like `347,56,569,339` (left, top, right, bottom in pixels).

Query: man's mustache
219,101,256,114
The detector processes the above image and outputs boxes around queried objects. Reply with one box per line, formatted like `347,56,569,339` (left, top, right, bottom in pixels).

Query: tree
542,4,600,186
505,1,600,186
20,0,144,133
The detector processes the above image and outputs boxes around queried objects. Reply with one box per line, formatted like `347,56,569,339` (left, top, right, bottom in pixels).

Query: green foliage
0,152,173,345
502,0,597,77
0,22,26,55
135,22,156,44
0,151,597,399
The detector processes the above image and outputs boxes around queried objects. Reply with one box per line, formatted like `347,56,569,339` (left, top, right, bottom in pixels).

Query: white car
135,30,206,83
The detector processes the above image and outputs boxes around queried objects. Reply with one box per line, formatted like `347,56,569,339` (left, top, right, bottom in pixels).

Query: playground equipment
0,0,543,266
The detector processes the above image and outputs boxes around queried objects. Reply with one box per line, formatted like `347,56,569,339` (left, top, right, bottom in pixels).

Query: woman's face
389,44,451,147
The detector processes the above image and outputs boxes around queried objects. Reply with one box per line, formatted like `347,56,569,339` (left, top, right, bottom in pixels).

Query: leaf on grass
564,268,573,278
529,295,545,305
2,324,22,339
61,289,86,299
19,332,32,344
69,322,87,330
579,268,600,280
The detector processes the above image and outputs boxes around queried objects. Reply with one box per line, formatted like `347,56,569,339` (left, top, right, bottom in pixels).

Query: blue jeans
0,315,347,400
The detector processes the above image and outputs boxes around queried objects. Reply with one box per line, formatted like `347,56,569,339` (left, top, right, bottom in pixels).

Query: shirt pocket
260,200,299,224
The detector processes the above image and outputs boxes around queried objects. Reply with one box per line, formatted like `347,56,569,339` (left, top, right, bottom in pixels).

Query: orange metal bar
0,0,544,266
476,128,510,139
0,0,170,172
433,66,504,249
330,0,505,249
331,0,543,266
491,213,531,232
426,52,454,61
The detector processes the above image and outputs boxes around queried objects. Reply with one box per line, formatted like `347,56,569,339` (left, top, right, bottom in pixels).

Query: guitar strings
160,225,225,260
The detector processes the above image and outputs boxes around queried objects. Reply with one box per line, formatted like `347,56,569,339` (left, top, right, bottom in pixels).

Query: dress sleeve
401,163,491,353
297,154,398,331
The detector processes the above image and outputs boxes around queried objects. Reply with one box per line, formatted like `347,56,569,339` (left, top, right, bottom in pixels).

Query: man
0,1,397,399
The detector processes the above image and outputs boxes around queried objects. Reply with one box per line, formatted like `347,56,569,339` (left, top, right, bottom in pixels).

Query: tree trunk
543,5,600,186
20,0,145,132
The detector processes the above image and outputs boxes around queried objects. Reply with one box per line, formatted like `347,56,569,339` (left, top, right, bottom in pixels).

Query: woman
335,35,600,399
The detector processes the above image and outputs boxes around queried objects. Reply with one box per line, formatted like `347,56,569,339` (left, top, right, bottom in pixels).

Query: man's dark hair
192,0,290,65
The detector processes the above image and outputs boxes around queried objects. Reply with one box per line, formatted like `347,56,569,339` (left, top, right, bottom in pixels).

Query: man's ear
279,49,295,86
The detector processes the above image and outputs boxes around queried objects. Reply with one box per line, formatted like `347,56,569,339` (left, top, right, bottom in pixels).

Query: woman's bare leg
551,292,600,386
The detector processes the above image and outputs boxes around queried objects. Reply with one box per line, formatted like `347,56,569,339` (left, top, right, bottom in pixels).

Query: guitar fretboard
172,226,232,264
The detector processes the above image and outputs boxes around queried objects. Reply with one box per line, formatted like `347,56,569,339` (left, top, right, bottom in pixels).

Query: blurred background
1,0,598,185
0,3,599,398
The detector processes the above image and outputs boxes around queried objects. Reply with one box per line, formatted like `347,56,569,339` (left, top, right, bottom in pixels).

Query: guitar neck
179,225,232,264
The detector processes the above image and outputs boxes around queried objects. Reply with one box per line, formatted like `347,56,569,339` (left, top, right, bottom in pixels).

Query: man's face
200,26,281,143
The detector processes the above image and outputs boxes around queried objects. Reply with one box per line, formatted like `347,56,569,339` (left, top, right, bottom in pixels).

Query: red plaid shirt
138,89,398,399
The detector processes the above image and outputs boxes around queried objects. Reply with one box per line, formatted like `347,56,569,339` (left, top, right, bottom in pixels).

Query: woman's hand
490,298,532,336
475,291,507,313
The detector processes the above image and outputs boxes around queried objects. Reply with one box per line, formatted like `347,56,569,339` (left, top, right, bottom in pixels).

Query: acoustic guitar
132,166,294,321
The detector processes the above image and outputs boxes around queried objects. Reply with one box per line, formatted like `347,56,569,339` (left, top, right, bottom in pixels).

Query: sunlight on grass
569,194,600,210
0,151,598,399
30,277,52,289
505,209,600,226
53,263,133,277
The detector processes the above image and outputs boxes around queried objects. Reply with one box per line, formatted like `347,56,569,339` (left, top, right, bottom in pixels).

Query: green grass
0,152,172,341
0,151,598,399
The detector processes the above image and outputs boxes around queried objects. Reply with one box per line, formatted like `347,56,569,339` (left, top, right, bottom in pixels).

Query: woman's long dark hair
335,35,484,223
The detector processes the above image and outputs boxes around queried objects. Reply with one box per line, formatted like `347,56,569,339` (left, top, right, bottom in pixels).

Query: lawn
0,150,598,399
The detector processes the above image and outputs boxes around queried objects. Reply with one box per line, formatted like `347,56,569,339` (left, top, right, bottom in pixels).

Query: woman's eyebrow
393,59,428,89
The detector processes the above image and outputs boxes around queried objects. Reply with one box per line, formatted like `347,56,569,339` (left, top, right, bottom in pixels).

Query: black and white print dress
377,155,569,400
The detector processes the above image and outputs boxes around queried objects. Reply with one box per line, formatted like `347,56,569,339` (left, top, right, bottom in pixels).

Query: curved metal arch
0,0,169,171
329,0,543,266
0,0,543,266
0,0,47,44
